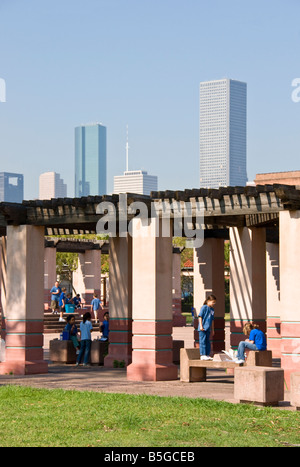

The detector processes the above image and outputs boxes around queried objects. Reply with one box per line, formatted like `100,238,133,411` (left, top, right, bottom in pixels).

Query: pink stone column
193,238,225,352
0,237,7,340
127,217,178,381
104,235,132,367
266,242,281,358
0,225,48,375
279,211,300,388
229,227,266,348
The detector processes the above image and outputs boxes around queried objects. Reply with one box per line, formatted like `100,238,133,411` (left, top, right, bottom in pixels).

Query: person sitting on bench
235,322,267,364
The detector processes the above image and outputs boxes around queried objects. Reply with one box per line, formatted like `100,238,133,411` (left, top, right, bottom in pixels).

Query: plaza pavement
0,324,294,410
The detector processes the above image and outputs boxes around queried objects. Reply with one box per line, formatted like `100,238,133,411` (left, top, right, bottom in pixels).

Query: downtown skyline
0,1,300,200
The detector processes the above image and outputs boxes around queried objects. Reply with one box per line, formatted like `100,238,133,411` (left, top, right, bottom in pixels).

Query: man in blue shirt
50,281,61,315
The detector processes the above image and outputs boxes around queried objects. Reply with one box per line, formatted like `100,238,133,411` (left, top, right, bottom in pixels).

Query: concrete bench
173,340,184,364
290,372,300,410
50,339,76,364
234,366,284,406
180,348,243,383
50,339,108,365
246,350,272,367
90,340,108,365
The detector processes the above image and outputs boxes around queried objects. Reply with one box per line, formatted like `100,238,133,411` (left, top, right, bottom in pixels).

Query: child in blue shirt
64,315,80,354
100,312,109,341
235,322,267,363
198,294,216,361
91,293,102,323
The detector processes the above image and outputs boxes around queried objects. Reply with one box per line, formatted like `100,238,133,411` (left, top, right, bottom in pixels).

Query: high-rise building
199,78,247,188
0,172,23,203
75,123,107,197
114,170,158,196
39,172,67,199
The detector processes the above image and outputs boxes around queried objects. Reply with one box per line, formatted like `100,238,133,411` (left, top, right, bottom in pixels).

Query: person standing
58,287,67,322
198,294,216,361
50,281,61,315
91,293,102,323
76,312,93,367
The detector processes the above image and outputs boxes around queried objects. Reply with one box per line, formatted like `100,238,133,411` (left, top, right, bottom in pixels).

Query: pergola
0,184,299,387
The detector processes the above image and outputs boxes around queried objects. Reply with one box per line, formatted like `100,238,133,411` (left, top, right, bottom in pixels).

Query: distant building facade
0,172,23,203
255,170,300,186
75,123,107,197
39,172,67,199
114,170,158,196
199,78,247,188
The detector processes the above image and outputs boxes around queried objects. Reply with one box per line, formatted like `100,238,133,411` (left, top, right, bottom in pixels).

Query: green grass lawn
0,386,299,447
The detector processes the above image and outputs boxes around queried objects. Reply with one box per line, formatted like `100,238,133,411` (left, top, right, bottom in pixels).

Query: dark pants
77,339,91,365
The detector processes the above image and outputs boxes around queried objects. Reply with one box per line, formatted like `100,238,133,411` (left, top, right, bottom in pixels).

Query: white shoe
201,355,212,360
59,317,65,322
234,359,245,364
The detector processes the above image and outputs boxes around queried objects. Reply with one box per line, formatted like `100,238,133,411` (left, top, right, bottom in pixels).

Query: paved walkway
0,325,294,410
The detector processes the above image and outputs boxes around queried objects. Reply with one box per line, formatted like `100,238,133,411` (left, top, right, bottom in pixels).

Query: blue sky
0,0,299,199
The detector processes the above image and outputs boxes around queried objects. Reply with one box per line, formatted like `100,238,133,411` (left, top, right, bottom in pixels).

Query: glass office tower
0,172,24,203
75,123,107,197
199,79,247,188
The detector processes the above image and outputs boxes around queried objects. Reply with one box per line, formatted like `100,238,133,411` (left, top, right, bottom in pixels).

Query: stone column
266,242,281,358
193,238,225,352
0,237,7,340
279,211,300,388
104,235,132,367
44,247,57,311
73,249,101,313
172,250,186,326
0,225,48,375
127,217,178,381
229,227,266,348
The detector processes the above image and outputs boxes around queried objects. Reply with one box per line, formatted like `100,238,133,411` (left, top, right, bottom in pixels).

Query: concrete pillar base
127,362,178,382
0,360,48,375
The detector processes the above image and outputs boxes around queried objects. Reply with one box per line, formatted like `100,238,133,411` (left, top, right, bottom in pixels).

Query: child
99,312,109,341
73,294,82,309
91,293,102,323
76,312,93,367
235,322,267,363
58,287,67,322
66,293,73,304
64,315,80,354
198,294,216,361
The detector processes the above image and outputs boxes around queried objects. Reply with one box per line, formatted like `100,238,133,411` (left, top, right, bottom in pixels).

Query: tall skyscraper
114,170,158,195
39,172,67,199
75,123,107,197
0,172,23,203
199,78,247,188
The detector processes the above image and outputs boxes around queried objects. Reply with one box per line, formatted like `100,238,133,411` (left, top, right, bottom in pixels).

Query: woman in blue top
235,322,267,363
198,294,216,361
76,312,93,367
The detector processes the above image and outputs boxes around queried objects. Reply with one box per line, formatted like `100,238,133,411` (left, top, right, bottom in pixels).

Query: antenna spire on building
126,124,129,172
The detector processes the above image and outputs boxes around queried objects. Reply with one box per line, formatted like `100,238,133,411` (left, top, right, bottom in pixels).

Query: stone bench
50,339,108,365
245,350,272,367
50,339,76,364
290,372,300,410
173,340,184,364
234,366,284,406
180,348,243,383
